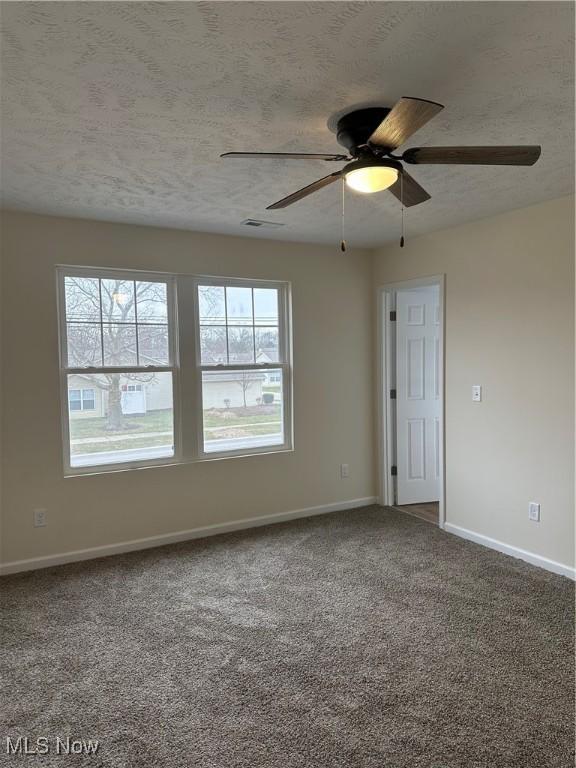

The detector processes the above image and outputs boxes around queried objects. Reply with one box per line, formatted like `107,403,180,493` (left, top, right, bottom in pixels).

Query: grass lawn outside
203,405,281,428
204,423,282,439
70,405,282,439
70,406,282,454
69,409,172,439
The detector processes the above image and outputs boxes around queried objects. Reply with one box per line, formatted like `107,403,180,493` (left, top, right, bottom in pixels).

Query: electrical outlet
340,463,350,479
528,502,540,522
33,508,47,527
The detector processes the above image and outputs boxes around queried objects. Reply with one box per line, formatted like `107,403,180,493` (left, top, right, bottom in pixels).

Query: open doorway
378,276,445,528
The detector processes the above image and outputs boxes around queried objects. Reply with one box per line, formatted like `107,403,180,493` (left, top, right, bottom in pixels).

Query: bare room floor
2,506,573,767
393,501,439,525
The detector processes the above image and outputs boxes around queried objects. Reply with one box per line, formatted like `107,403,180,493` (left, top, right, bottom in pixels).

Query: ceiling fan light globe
345,165,399,194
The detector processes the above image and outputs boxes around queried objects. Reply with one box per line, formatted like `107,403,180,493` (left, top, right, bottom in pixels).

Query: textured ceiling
1,1,574,247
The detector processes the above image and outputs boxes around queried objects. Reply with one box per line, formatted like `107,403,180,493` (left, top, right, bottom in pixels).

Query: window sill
63,445,294,478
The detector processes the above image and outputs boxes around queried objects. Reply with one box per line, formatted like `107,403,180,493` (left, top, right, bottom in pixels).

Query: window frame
57,267,181,476
192,276,292,460
57,267,292,476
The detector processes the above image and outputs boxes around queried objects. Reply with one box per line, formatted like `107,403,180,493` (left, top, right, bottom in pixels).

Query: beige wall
0,211,376,564
1,197,574,572
374,196,575,569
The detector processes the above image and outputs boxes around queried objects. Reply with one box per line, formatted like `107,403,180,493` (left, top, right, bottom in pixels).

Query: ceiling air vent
241,219,285,229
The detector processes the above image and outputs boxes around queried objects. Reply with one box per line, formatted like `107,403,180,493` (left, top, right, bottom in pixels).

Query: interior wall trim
0,497,378,576
444,522,576,580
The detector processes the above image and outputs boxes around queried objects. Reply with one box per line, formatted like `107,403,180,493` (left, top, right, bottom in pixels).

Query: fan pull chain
400,172,405,248
340,177,347,252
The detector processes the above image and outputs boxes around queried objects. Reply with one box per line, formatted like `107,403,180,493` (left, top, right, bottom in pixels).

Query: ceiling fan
221,97,541,210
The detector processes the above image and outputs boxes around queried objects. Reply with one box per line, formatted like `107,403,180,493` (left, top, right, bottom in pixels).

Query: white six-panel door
396,288,440,505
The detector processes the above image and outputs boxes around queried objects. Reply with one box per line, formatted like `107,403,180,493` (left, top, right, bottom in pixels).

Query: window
59,271,176,470
197,281,290,456
58,269,291,473
68,388,95,412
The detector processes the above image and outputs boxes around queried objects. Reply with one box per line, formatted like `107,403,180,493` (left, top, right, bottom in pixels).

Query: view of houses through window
66,372,174,468
198,284,284,453
63,274,175,468
201,369,284,453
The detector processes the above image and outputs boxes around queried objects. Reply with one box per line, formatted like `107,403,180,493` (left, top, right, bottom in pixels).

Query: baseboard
0,497,378,576
444,523,575,580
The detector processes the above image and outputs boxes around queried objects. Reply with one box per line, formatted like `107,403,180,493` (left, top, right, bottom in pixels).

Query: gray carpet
1,506,574,767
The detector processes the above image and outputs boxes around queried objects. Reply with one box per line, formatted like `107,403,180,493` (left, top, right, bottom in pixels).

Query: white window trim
56,267,293,476
57,267,181,476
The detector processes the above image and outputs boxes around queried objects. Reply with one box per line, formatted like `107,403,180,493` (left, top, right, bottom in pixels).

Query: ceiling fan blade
266,172,342,209
388,170,431,207
402,146,541,165
368,97,444,150
221,152,349,161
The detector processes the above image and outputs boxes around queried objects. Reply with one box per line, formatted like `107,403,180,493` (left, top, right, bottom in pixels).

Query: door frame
376,274,446,528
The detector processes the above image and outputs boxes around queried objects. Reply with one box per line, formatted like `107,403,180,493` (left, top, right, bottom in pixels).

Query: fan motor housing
343,157,402,175
336,107,391,154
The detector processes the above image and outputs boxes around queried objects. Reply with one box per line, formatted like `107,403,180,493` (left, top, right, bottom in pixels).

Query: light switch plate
472,385,482,402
